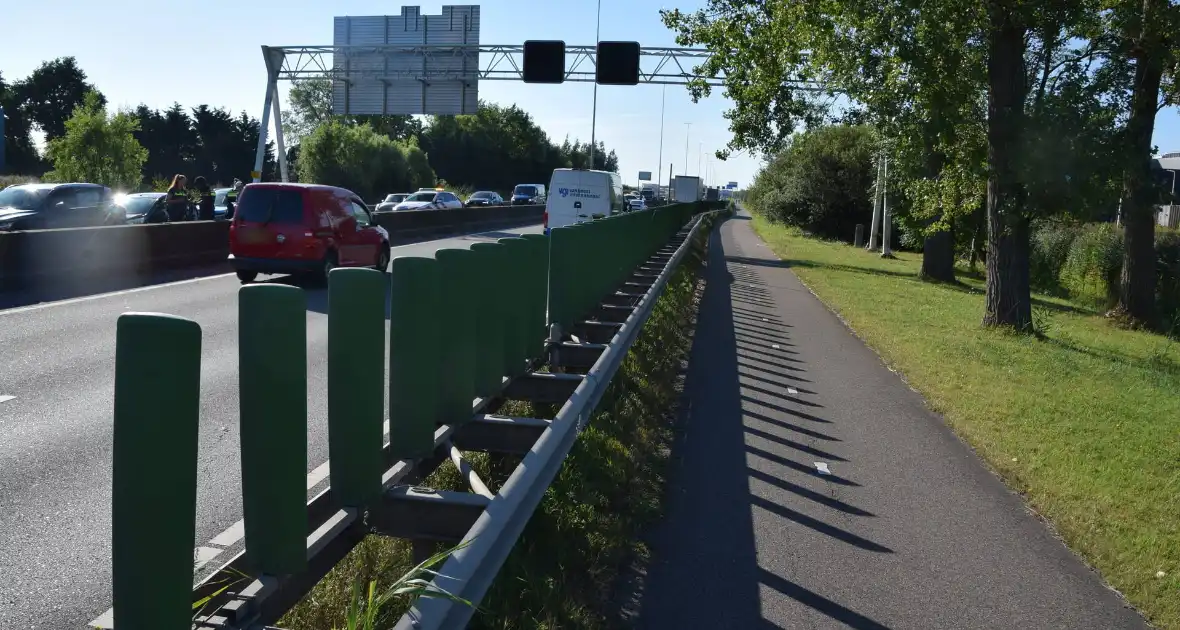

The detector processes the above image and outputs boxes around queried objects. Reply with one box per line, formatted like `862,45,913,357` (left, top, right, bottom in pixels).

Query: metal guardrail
396,206,725,630
103,201,724,630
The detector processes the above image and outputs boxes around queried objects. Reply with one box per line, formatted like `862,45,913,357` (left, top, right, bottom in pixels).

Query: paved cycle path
636,212,1147,629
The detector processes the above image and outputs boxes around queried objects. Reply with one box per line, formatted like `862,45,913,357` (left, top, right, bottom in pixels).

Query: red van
228,183,390,284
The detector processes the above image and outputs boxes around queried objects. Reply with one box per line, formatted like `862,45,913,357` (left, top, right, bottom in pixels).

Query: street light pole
697,142,703,177
683,123,691,175
657,84,665,197
588,0,602,170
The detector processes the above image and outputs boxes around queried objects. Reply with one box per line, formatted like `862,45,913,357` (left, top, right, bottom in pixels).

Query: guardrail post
436,249,477,425
328,268,387,508
470,242,506,397
239,284,308,575
520,233,549,359
498,237,530,377
389,256,441,458
112,313,201,630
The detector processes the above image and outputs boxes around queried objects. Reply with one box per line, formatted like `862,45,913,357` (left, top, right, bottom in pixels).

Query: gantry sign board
332,6,480,116
638,171,652,181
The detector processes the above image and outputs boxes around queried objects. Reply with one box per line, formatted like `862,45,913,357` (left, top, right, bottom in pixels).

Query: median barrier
105,201,718,630
0,205,545,291
0,221,230,290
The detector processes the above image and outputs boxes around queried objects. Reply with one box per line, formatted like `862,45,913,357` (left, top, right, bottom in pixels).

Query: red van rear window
237,188,305,224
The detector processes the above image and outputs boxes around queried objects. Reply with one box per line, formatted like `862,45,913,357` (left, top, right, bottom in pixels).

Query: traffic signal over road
596,41,641,85
523,40,566,84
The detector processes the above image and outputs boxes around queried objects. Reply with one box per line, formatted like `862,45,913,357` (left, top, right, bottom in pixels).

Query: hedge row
1030,222,1180,324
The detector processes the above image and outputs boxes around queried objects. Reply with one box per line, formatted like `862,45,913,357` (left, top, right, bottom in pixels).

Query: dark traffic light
595,41,641,85
523,40,566,84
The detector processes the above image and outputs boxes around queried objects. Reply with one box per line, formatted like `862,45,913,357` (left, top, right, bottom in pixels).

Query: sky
3,0,755,189
6,0,1180,191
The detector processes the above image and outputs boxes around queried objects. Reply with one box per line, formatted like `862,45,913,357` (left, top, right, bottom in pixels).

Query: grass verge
750,214,1180,629
278,235,705,629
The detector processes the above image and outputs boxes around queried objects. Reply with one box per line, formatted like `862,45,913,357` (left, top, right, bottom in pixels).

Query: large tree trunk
921,228,957,281
1116,0,1166,326
982,0,1033,331
919,149,956,282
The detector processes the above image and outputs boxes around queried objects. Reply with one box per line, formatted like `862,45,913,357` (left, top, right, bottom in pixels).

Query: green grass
278,243,704,629
750,215,1180,629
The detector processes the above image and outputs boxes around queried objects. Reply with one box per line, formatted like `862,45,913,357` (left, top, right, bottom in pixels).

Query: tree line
664,0,1180,332
1,58,620,203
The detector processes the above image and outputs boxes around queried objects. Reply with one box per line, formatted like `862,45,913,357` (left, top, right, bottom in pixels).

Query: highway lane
0,224,542,630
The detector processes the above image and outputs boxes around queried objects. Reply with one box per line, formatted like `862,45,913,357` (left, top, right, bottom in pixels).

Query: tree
17,57,104,142
664,0,1098,330
747,125,877,240
1107,0,1180,325
282,75,423,145
43,91,147,190
297,120,430,201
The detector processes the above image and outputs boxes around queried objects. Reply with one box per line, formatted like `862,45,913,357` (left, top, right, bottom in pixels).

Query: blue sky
6,0,1180,192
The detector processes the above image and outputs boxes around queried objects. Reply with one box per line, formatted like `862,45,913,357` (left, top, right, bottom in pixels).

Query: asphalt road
0,224,542,630
636,213,1148,629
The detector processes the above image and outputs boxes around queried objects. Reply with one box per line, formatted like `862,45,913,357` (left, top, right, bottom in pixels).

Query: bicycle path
635,211,1147,629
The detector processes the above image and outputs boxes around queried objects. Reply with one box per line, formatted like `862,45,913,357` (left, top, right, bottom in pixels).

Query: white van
544,168,625,233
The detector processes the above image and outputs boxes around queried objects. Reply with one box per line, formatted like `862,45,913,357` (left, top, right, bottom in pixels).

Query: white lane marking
90,608,113,628
787,387,798,395
194,546,223,570
814,462,831,475
208,520,245,548
761,318,768,322
0,272,236,317
306,461,331,490
0,395,14,403
771,344,780,350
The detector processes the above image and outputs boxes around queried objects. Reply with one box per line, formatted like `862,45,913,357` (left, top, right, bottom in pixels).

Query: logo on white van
558,187,600,199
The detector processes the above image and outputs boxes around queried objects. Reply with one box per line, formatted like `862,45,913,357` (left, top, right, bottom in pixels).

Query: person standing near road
224,179,244,220
193,176,215,221
165,174,189,222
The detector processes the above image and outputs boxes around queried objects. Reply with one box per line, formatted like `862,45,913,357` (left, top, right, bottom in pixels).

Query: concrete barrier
0,205,546,290
374,204,545,243
0,222,230,290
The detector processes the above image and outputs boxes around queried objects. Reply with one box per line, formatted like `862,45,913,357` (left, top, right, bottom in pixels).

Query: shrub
297,120,437,201
746,124,876,240
1030,222,1081,295
1062,223,1123,307
1156,229,1180,328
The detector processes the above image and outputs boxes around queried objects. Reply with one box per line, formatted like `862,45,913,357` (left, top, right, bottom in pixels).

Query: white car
393,190,465,211
627,195,647,211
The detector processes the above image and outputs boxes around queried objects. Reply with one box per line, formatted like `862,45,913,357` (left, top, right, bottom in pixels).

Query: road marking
208,520,245,548
771,344,780,350
814,462,831,475
787,387,798,395
0,272,236,317
90,609,113,629
194,546,223,570
0,395,14,403
306,461,331,490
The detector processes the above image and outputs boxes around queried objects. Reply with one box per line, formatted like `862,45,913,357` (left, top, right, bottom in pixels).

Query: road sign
638,171,651,181
727,181,738,189
523,40,566,84
596,41,641,85
331,6,481,115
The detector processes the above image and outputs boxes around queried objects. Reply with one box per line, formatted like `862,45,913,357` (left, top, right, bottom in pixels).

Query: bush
747,124,876,240
297,120,437,201
1030,222,1082,295
1062,223,1123,308
1156,229,1180,328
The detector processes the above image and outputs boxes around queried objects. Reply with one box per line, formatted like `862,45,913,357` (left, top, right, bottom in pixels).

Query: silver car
375,193,410,212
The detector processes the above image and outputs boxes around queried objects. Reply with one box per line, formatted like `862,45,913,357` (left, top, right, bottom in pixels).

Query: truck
672,175,701,202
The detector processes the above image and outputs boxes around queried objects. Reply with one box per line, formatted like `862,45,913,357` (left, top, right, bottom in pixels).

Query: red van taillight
543,211,548,229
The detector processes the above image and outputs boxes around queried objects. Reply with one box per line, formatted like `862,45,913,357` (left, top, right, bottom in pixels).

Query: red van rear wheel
374,244,390,273
316,250,338,285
